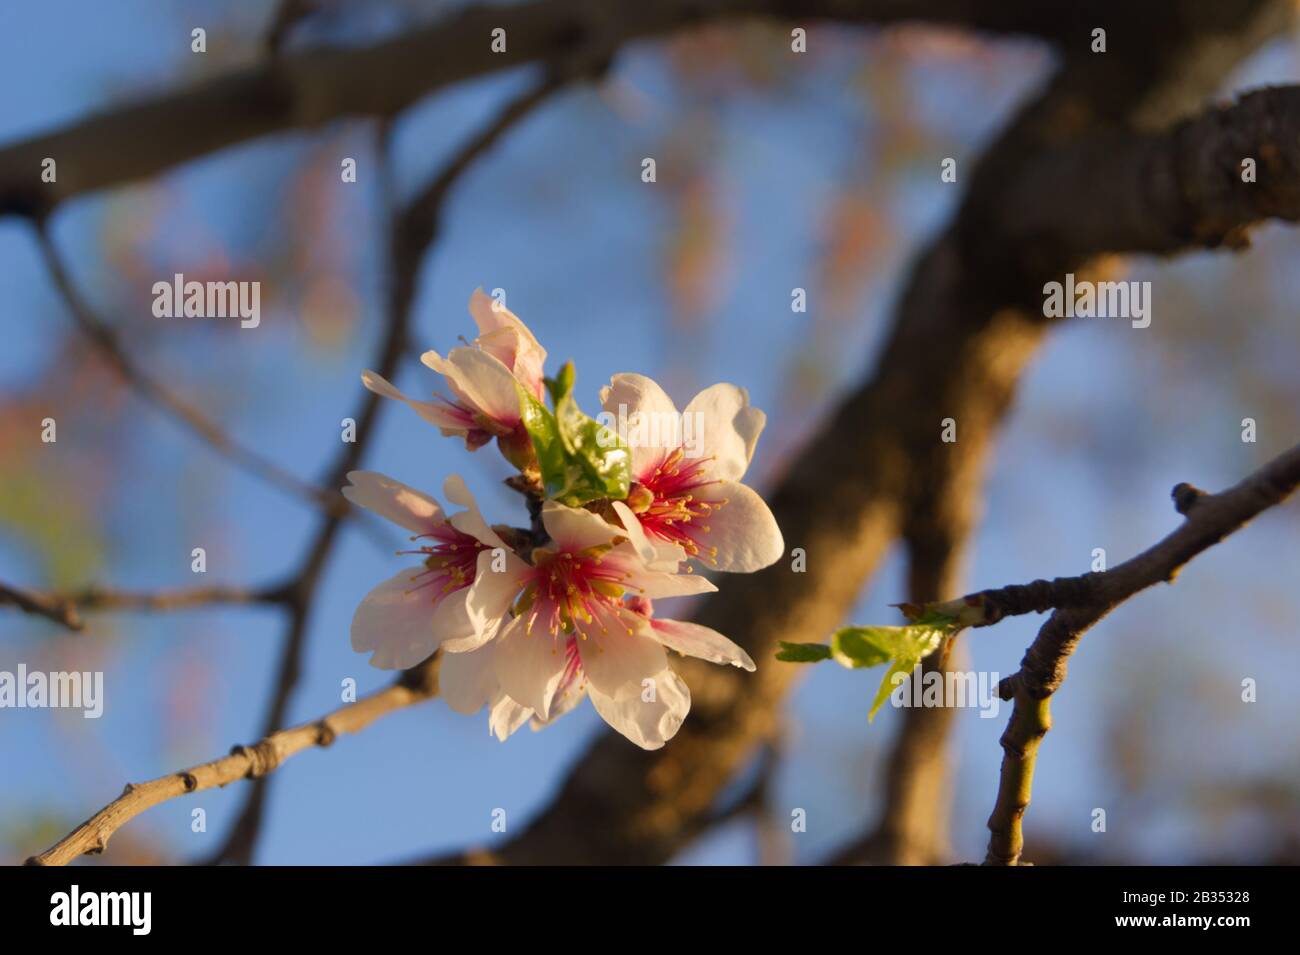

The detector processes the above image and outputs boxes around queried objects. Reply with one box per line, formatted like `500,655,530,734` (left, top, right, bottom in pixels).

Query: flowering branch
26,657,440,866
201,73,569,866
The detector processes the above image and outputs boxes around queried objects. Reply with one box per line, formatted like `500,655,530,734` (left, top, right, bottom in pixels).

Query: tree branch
0,0,1117,220
0,581,287,631
919,445,1300,646
0,581,84,631
25,657,440,866
981,441,1300,865
979,85,1300,283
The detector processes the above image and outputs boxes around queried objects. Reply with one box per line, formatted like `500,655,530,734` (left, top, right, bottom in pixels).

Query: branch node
232,740,281,778
1171,481,1206,515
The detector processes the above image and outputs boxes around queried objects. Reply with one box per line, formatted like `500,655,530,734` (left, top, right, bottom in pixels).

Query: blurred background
1,0,1298,865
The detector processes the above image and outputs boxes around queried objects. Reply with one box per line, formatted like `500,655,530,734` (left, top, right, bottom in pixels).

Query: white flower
342,471,526,669
438,502,754,750
600,373,784,572
359,289,546,455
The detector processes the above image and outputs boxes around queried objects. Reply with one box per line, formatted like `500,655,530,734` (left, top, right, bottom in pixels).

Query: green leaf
517,382,566,482
518,363,631,507
775,641,833,663
825,624,951,721
830,629,891,668
868,658,922,723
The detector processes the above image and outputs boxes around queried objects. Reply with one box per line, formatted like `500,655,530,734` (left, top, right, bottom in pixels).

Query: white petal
651,618,756,671
602,546,718,598
442,549,530,653
540,502,625,552
683,383,766,482
361,369,468,432
610,501,659,566
422,347,521,428
428,585,476,647
469,288,543,351
693,480,785,572
600,373,680,479
350,568,440,670
493,615,570,720
588,668,690,750
439,642,498,714
468,288,547,396
576,614,667,703
342,471,445,535
488,690,533,741
442,474,507,549
530,678,588,730
609,508,689,572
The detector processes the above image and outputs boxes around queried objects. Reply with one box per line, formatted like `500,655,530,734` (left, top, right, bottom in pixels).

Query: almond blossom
342,470,527,670
345,289,779,751
600,373,784,573
436,502,755,750
359,289,544,458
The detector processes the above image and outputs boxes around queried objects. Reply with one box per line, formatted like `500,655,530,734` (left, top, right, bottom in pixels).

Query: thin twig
0,581,84,630
1,581,289,631
982,442,1300,864
26,657,439,866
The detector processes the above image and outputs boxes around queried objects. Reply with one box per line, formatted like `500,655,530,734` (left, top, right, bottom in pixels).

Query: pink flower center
400,521,489,603
635,448,725,562
515,547,632,643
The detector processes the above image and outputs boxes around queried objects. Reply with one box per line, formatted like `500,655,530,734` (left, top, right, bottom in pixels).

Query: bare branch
919,445,1300,646
980,85,1300,277
0,581,83,631
26,657,439,866
0,0,1123,219
1,581,287,630
982,442,1300,865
